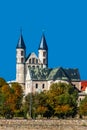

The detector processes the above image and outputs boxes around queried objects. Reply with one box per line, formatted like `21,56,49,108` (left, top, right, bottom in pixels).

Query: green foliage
0,82,23,118
79,96,87,117
46,82,78,118
11,83,23,111
23,92,48,118
24,82,78,119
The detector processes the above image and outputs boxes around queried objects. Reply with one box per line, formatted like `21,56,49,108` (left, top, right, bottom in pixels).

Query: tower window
21,51,24,56
36,84,38,89
21,58,24,63
43,52,46,57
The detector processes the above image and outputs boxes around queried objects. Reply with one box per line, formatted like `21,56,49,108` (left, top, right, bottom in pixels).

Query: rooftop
29,67,80,81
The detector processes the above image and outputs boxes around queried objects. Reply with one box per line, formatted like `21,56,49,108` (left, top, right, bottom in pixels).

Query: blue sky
0,0,87,81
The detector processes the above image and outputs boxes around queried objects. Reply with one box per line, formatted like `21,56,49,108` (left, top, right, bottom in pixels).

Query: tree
79,96,87,117
24,92,50,118
0,84,13,118
34,92,48,118
0,78,7,87
0,91,6,116
10,82,23,117
24,82,78,119
47,82,78,118
0,82,23,118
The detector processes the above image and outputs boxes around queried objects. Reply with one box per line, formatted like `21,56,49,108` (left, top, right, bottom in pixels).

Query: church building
16,32,81,95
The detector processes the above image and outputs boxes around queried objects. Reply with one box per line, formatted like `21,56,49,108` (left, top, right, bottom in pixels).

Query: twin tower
16,32,48,86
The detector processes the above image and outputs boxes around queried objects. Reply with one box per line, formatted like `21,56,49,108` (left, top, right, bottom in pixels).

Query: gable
54,68,70,81
64,68,80,82
26,52,38,64
81,81,87,91
47,67,70,81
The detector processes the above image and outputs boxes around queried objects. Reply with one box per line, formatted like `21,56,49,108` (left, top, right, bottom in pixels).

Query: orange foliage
55,105,72,114
36,106,48,114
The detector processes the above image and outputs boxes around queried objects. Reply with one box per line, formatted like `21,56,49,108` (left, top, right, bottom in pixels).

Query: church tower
16,33,26,87
38,34,48,68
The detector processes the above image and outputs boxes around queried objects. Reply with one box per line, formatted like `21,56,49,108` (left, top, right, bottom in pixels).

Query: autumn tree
0,91,6,116
0,84,13,118
9,82,23,117
33,92,49,118
23,82,78,119
47,82,78,118
23,92,50,118
79,96,87,117
0,82,23,118
0,77,7,87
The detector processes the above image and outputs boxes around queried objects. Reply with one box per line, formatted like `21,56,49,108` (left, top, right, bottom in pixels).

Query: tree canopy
24,82,78,119
79,96,87,117
0,77,7,87
0,81,23,118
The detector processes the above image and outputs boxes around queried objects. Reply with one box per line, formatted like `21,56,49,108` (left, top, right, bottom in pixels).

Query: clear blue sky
0,0,87,81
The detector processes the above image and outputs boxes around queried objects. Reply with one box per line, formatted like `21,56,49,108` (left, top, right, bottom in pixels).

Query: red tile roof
81,81,87,91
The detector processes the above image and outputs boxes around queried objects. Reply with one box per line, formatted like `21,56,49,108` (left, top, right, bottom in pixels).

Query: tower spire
38,33,48,50
38,33,48,68
16,29,26,86
16,30,26,49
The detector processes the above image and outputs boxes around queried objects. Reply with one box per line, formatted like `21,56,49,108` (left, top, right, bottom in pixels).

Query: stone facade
16,33,48,92
15,32,81,95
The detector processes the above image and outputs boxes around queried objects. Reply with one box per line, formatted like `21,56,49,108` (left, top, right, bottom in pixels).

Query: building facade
16,32,81,95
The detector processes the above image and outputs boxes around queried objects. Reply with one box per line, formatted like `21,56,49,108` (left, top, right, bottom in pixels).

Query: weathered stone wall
0,119,87,130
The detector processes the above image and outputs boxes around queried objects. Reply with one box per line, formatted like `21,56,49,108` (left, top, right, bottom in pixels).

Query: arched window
21,58,24,63
42,84,45,89
32,66,35,69
37,66,39,68
36,59,38,64
36,84,38,89
43,52,46,57
21,51,24,56
32,58,35,64
29,59,31,64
